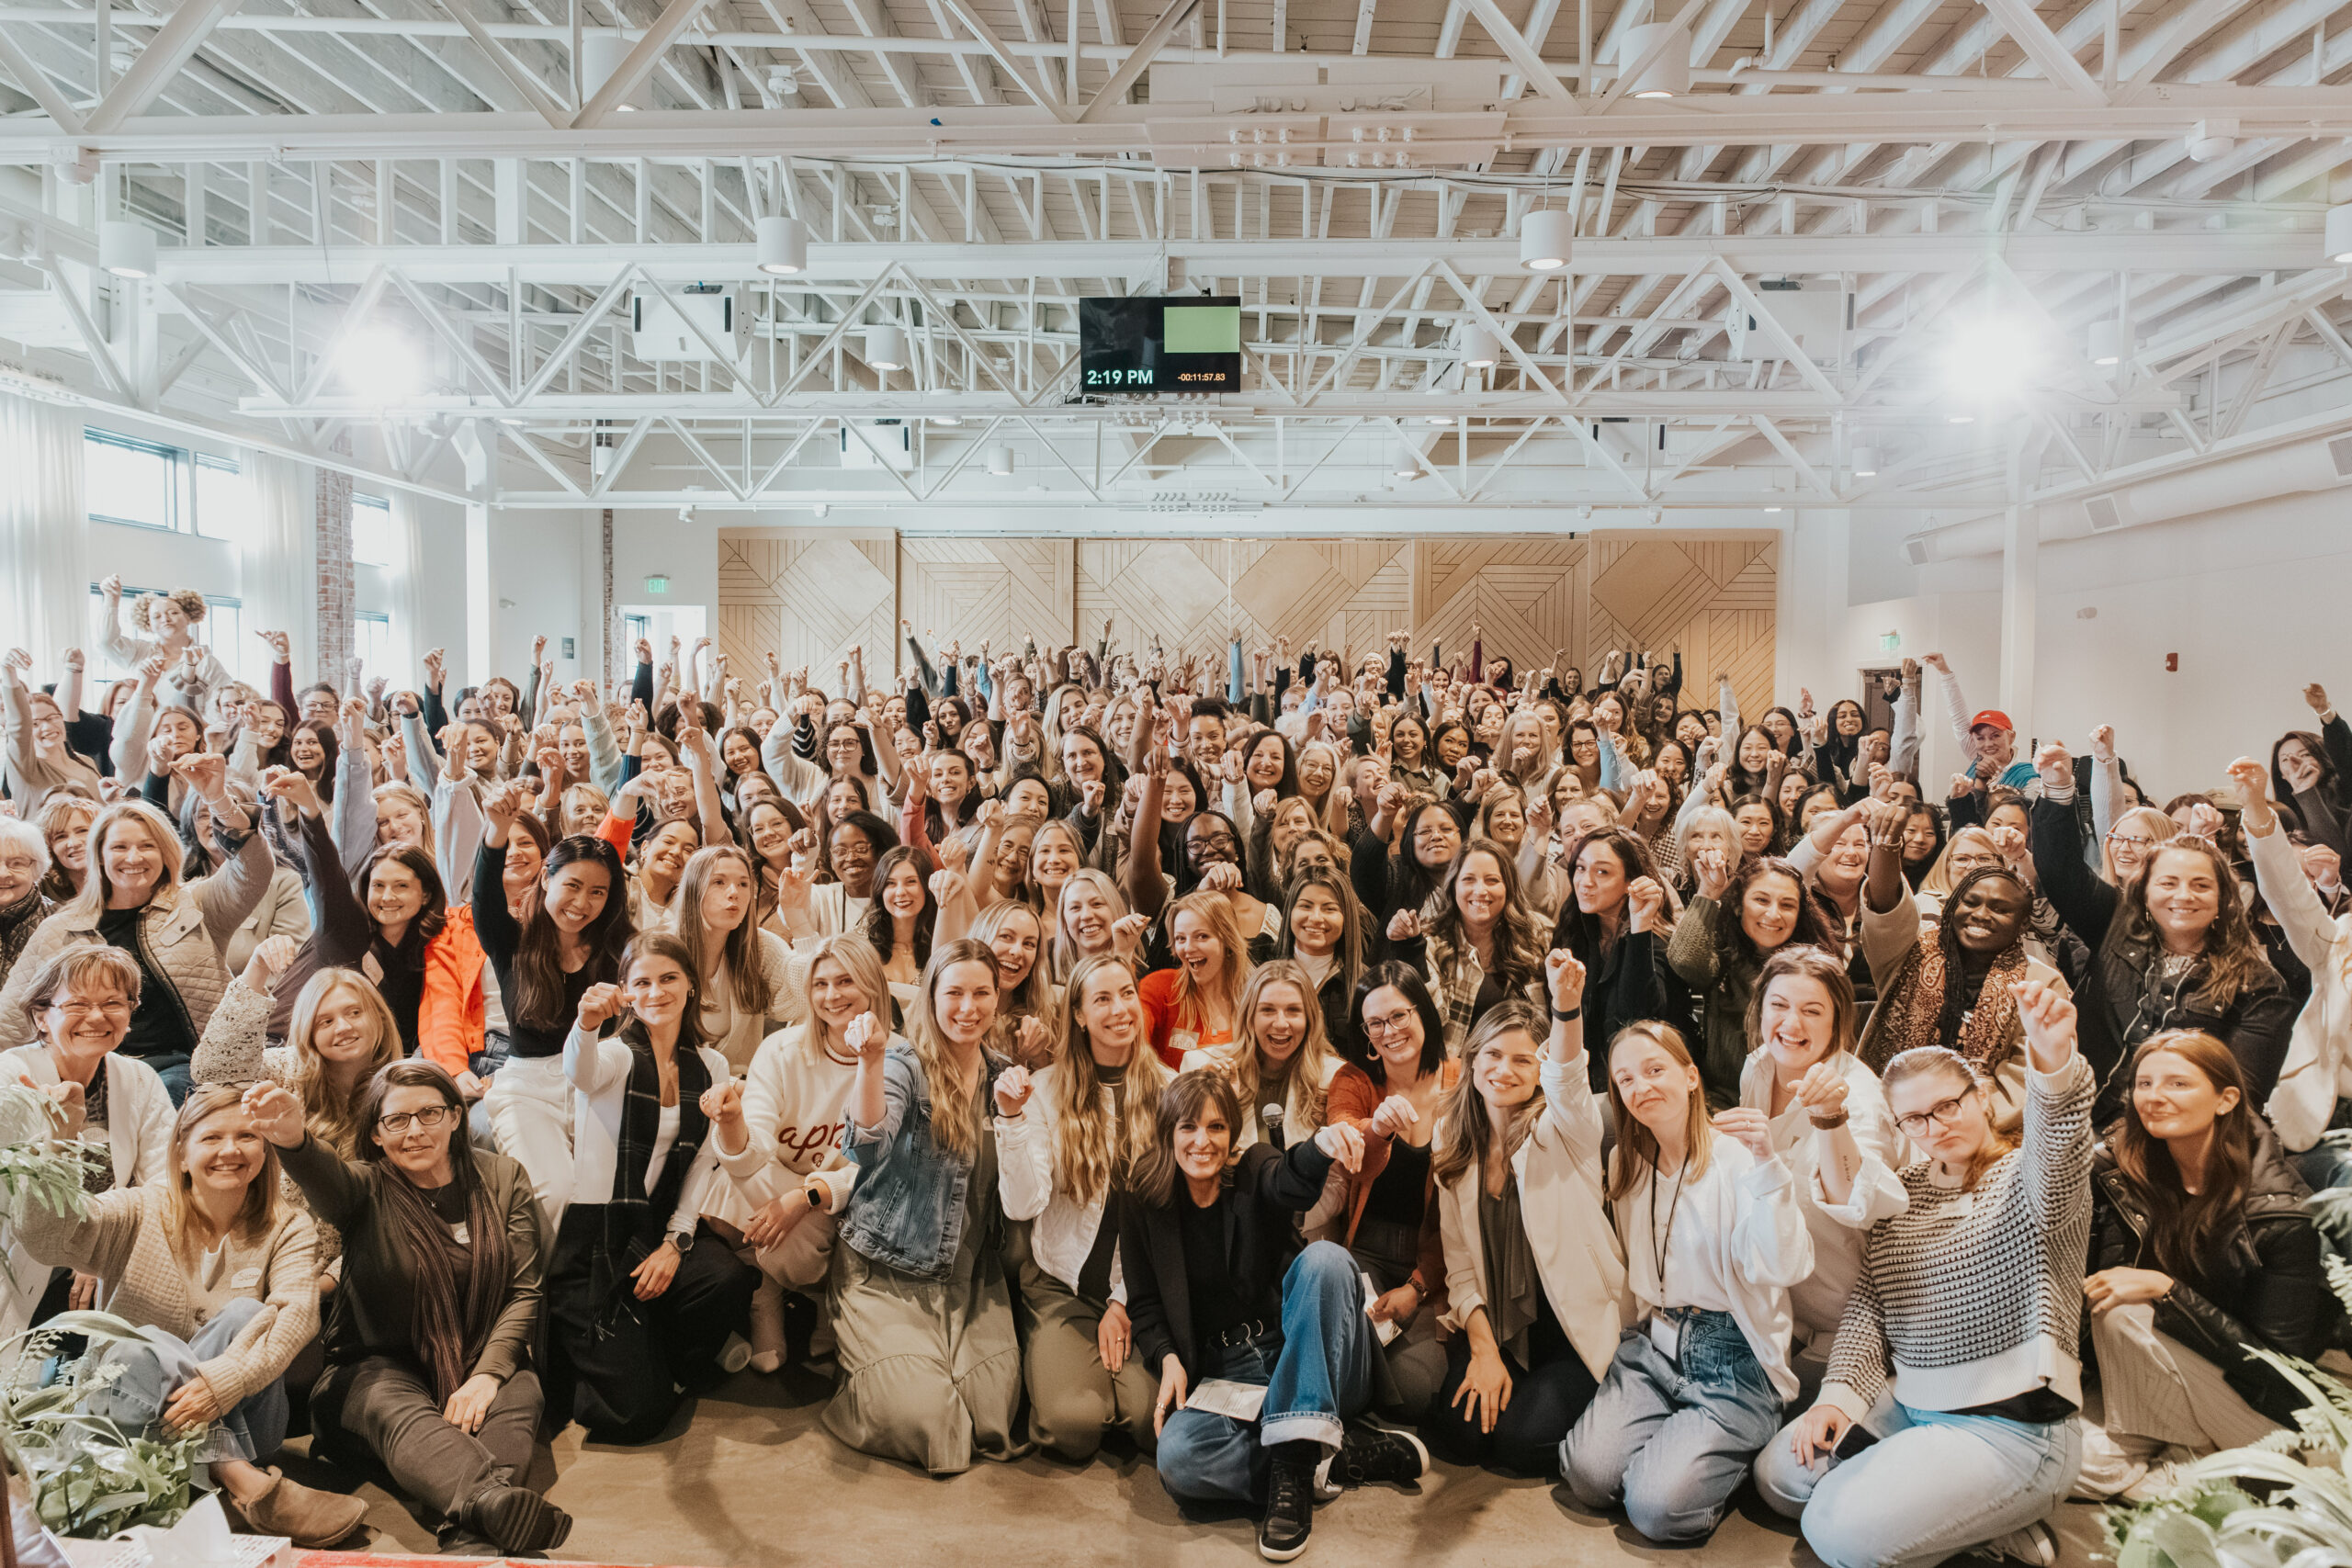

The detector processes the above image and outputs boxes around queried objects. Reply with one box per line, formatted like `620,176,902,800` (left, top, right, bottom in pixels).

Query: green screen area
1164,304,1241,354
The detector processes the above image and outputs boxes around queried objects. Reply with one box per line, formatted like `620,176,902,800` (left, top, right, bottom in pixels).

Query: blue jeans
81,1298,288,1466
1155,1242,1374,1505
1562,1313,1783,1543
1755,1400,2080,1568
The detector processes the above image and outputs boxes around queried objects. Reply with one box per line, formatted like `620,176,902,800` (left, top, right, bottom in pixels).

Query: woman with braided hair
1858,796,2070,1137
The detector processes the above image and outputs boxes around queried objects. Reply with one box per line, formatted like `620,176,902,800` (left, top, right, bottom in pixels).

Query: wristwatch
805,1185,826,1211
667,1228,696,1256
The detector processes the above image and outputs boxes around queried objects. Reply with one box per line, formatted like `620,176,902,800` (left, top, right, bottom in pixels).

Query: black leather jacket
2087,1124,2343,1426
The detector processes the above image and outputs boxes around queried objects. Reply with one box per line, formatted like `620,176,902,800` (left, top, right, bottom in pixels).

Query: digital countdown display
1078,297,1242,392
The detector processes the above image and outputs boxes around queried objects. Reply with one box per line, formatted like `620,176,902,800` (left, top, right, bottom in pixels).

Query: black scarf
592,1034,714,1313
0,887,50,983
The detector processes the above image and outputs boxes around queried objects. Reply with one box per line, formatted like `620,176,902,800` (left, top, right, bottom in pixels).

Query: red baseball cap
1968,709,2015,733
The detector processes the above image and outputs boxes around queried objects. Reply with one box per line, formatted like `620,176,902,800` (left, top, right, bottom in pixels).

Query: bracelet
1808,1110,1849,1130
1549,1004,1582,1021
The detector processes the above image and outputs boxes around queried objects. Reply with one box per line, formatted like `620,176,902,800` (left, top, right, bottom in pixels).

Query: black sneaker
1260,1442,1318,1562
1328,1418,1430,1490
462,1484,573,1556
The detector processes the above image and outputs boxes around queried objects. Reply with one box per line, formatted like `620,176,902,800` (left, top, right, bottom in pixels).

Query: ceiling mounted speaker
1519,208,1573,272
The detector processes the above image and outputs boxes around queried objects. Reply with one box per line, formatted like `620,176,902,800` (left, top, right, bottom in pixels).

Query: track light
1459,326,1501,368
1618,23,1692,99
1850,445,1879,478
98,220,157,280
865,324,909,372
987,445,1015,476
1519,208,1573,272
754,214,807,276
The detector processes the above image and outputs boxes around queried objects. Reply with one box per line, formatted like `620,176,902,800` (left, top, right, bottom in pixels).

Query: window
351,493,396,569
356,613,392,679
624,614,651,654
84,429,243,539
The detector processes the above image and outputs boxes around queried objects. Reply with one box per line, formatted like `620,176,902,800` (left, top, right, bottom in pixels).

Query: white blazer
0,1044,175,1339
1436,1055,1634,1382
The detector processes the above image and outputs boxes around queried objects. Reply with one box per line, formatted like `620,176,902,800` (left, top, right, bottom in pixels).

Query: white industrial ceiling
1,0,2350,533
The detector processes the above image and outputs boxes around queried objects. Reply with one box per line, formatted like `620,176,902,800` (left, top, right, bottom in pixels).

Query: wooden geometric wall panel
1587,536,1779,719
898,539,1074,671
713,529,1775,711
1073,539,1412,668
1415,539,1589,682
717,529,896,698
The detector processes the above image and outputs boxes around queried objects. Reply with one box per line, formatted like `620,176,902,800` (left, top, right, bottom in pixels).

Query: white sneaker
718,1332,752,1375
2069,1421,2150,1500
2122,1457,2198,1504
1976,1523,2056,1567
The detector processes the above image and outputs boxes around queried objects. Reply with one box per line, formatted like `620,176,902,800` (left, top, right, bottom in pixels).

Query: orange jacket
1326,1060,1456,1315
416,904,489,1077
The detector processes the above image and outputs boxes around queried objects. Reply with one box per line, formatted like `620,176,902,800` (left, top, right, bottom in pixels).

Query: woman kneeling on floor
551,932,757,1444
1756,980,2095,1568
248,1062,567,1558
1122,1069,1427,1562
17,1084,360,1547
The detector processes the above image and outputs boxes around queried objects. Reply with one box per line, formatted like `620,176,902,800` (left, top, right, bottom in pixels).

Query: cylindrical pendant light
755,214,807,276
99,220,157,279
865,324,909,372
1620,22,1692,98
1519,208,1573,272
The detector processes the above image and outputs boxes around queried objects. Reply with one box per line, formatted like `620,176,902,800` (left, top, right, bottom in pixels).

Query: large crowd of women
0,592,2346,1564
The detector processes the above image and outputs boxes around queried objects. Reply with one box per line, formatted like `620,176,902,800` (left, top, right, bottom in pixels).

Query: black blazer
1122,1138,1336,1382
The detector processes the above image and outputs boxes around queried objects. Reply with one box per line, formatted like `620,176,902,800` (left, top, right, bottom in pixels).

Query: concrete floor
293,1366,2116,1568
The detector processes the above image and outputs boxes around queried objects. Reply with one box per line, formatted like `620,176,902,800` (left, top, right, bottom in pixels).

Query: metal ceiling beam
0,28,85,134
1456,0,1575,103
439,0,575,129
1077,0,1200,122
12,84,2349,159
935,0,1075,123
80,0,250,133
1973,0,2109,106
572,0,717,130
137,231,2326,285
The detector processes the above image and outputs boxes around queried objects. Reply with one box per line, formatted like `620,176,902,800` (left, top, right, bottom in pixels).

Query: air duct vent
2327,434,2352,479
2084,494,2125,531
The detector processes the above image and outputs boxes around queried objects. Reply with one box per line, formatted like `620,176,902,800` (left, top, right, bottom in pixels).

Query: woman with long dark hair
1547,829,1673,1089
473,782,634,1229
550,932,757,1443
1665,853,1839,1110
250,1059,567,1557
2075,1031,2338,1496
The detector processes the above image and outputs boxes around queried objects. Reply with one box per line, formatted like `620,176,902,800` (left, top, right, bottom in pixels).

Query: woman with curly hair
1182,959,1343,1151
97,576,231,695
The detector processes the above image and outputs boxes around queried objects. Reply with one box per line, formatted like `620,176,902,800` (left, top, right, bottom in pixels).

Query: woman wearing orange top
1136,891,1250,1068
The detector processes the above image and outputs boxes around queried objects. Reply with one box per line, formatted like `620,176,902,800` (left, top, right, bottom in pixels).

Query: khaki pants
1014,1255,1157,1462
2091,1302,2278,1454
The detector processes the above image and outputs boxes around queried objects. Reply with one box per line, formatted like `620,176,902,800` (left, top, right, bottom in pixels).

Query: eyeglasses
377,1105,458,1135
47,998,130,1019
1892,1095,1973,1137
2106,833,2157,850
1364,1009,1419,1040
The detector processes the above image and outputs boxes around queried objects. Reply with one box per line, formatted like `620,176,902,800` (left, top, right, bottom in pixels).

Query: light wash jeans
1561,1311,1783,1543
1155,1241,1374,1505
1754,1399,2083,1568
79,1297,287,1465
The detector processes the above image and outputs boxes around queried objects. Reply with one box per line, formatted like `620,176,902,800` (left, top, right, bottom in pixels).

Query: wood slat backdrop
717,530,1777,718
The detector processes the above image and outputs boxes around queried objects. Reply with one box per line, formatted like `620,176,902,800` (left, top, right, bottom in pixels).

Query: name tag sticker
1650,1314,1679,1358
1186,1380,1269,1422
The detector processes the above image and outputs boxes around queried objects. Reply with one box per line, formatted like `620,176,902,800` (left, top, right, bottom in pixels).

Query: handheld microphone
1261,1102,1286,1150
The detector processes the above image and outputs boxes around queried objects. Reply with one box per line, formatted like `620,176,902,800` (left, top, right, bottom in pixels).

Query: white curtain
0,391,88,667
241,452,316,687
389,489,428,682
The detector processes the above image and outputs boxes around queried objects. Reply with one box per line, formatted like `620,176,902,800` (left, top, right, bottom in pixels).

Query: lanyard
1647,1157,1687,1304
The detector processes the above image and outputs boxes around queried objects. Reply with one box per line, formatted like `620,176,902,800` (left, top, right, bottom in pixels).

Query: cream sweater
18,1181,319,1409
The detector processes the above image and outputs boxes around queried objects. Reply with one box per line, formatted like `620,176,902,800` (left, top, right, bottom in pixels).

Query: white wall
1788,490,2352,799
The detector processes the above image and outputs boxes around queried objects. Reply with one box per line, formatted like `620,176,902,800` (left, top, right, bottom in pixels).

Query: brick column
315,467,354,678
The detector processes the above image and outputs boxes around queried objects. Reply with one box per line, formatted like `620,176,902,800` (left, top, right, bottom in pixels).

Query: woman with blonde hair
1562,1018,1813,1544
37,793,96,902
1182,959,1342,1151
994,953,1170,1460
0,765,271,1102
970,898,1062,1069
2100,805,2179,888
97,577,231,693
706,933,892,1374
828,938,1020,1472
1051,868,1136,984
665,843,790,1072
1138,890,1250,1068
16,1082,361,1545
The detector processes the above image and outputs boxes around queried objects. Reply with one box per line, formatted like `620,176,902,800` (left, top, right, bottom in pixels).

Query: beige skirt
823,1229,1023,1474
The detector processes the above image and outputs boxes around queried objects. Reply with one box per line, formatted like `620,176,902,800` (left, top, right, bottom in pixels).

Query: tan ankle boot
234,1469,369,1549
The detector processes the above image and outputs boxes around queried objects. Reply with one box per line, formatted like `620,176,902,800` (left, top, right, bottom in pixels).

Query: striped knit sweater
1820,1051,2095,1425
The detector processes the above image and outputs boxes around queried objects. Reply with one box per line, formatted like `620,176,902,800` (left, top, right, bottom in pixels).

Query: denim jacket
839,1041,1002,1280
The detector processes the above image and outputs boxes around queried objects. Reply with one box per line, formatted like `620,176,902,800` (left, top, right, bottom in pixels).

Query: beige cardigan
17,1181,319,1410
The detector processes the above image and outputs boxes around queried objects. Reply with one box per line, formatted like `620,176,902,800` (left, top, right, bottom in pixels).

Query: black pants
311,1358,544,1548
548,1215,757,1445
1426,1296,1598,1478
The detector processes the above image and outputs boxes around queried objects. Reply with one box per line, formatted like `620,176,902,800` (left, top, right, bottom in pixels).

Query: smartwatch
667,1228,696,1256
805,1185,826,1211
